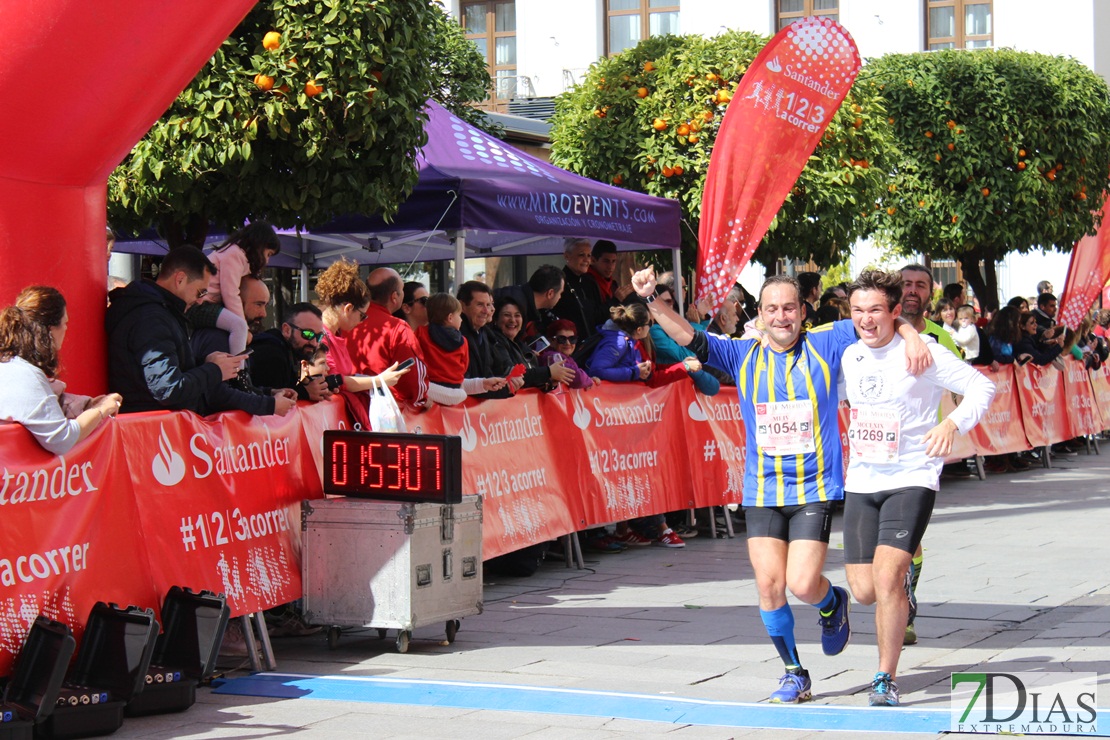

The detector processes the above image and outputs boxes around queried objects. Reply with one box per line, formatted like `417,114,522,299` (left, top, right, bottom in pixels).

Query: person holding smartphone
490,296,575,392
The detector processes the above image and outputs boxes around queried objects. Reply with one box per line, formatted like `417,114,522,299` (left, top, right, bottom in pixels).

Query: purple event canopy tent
115,100,685,298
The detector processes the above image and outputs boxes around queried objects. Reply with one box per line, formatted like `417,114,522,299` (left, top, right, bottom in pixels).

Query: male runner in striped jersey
632,267,931,704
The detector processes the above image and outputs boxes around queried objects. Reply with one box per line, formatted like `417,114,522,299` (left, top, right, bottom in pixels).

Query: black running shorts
743,501,835,543
843,486,936,564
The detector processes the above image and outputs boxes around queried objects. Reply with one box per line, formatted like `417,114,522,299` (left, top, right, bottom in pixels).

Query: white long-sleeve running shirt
839,334,996,493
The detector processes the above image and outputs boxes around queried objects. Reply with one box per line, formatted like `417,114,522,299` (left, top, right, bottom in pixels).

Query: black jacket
249,329,312,401
460,315,511,399
106,280,274,416
489,329,553,389
553,267,606,340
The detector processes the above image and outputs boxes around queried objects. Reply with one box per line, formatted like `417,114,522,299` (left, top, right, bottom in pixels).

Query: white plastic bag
367,376,406,433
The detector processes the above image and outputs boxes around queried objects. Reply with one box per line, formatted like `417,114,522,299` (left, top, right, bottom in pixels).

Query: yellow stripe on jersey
807,336,834,503
737,342,758,401
784,348,804,507
754,347,768,507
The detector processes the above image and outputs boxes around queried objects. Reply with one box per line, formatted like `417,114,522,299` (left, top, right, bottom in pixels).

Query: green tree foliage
109,0,491,246
870,49,1110,310
548,30,895,270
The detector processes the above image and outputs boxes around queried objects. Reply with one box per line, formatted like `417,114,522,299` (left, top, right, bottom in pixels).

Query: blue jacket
586,321,644,382
650,323,720,396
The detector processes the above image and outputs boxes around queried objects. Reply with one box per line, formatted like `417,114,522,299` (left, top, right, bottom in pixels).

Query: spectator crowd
2,225,1107,555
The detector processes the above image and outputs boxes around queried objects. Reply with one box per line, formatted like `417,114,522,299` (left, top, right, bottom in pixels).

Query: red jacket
416,325,469,386
347,303,429,408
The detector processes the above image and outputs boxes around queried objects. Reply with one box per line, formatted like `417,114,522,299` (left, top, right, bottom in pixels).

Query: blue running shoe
769,668,812,704
818,585,851,655
868,672,900,706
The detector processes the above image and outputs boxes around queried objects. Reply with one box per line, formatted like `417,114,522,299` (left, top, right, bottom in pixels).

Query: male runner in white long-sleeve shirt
839,270,995,707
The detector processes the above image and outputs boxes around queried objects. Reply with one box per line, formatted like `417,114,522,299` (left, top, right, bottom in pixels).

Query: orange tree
548,30,895,270
870,49,1110,311
109,0,490,246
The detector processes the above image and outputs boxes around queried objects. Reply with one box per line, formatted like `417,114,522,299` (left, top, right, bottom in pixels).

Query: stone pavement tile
306,709,553,739
1040,621,1110,638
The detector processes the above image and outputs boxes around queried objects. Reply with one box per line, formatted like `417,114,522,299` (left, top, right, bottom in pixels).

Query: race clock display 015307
323,431,462,504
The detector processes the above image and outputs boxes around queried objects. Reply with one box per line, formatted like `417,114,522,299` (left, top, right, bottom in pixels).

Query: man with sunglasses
250,302,335,402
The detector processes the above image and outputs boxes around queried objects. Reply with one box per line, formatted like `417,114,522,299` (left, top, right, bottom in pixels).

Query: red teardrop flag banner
1058,197,1110,330
696,17,861,307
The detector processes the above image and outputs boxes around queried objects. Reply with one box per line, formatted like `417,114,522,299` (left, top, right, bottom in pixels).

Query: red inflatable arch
0,1,256,394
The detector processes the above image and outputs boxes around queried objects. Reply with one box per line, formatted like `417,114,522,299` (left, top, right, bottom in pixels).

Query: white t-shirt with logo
839,334,996,493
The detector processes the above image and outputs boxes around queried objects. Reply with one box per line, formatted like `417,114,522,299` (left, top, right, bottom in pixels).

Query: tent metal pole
299,235,309,302
452,231,466,293
672,246,684,308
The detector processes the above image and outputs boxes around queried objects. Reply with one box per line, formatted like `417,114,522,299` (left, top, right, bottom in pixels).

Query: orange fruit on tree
706,72,718,82
676,124,690,136
925,130,934,138
947,120,956,129
662,166,675,177
1046,170,1056,181
888,117,895,125
595,108,606,118
612,174,623,185
1018,149,1027,157
687,134,699,144
853,118,863,129
643,61,655,73
253,73,275,91
935,153,942,162
947,143,955,151
263,31,281,51
1017,161,1027,170
278,84,290,94
716,89,732,104
637,87,649,98
918,200,926,208
852,104,862,113
887,207,896,215
952,215,959,223
702,110,714,122
981,187,990,196
673,165,684,176
1080,192,1088,200
304,79,324,96
652,118,667,131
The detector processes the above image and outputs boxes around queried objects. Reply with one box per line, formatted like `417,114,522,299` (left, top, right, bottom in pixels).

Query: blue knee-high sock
760,605,801,668
814,578,838,617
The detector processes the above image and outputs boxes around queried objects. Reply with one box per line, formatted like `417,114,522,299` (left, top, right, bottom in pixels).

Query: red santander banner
1014,363,1072,448
696,16,861,307
438,390,596,559
116,409,320,616
0,422,157,676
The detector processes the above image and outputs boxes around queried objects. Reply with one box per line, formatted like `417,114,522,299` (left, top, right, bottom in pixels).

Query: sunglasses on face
288,323,324,342
553,335,578,345
408,296,428,306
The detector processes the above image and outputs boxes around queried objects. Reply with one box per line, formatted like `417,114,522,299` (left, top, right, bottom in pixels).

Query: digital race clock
323,431,462,504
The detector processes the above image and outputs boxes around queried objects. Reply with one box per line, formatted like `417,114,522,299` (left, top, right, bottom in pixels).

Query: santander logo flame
458,406,478,452
688,396,709,422
151,423,186,486
572,390,592,429
766,56,782,73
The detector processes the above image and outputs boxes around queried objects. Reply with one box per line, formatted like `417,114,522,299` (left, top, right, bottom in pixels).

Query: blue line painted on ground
213,672,965,734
